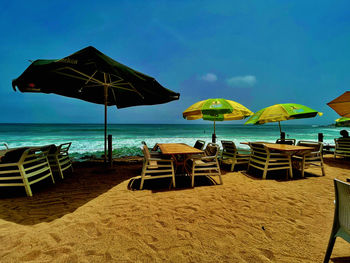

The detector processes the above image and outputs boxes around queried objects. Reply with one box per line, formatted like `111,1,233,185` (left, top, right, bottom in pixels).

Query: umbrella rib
55,68,138,92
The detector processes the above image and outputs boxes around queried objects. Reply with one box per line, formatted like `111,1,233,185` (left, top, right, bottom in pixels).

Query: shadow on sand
0,161,141,225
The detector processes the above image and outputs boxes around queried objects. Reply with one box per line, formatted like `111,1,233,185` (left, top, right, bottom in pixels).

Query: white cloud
226,75,256,87
200,73,217,82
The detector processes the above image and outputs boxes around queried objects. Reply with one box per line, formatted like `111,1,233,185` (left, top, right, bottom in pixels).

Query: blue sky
1,0,349,124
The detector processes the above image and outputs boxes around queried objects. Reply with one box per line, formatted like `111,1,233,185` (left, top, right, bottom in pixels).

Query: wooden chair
185,143,222,187
324,179,350,263
140,145,175,190
193,140,205,150
293,141,325,177
275,138,296,145
247,142,293,179
334,138,350,159
220,140,250,171
0,146,55,197
48,143,73,179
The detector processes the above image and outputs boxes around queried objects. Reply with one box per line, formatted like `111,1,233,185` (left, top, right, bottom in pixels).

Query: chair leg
19,168,32,197
262,162,268,179
191,163,195,187
217,159,223,185
301,157,306,178
230,161,236,172
320,156,326,176
323,236,336,263
288,156,293,179
171,163,176,188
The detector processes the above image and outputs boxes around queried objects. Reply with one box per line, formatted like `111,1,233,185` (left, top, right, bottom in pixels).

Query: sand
0,156,349,262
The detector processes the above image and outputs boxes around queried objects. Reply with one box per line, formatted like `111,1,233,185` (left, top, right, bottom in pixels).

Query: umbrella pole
104,74,108,163
212,120,216,143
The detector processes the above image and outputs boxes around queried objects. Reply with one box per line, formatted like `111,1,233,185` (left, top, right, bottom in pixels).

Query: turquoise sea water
0,124,345,159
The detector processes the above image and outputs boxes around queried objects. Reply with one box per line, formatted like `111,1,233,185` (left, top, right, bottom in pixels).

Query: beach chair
193,140,205,150
275,138,296,145
247,142,293,179
141,141,163,158
0,146,55,197
334,138,350,158
48,143,73,179
185,143,222,187
220,140,250,171
293,141,325,177
140,145,175,190
324,179,350,263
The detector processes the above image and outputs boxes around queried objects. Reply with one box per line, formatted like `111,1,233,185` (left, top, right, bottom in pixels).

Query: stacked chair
0,146,55,197
220,140,250,171
185,143,222,187
292,141,325,177
334,138,350,159
247,142,293,179
140,145,175,190
48,142,73,179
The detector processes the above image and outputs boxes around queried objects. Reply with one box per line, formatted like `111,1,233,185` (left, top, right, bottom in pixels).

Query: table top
240,142,314,152
157,143,204,155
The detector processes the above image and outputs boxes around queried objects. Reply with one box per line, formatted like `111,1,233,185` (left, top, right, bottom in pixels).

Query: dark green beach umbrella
12,46,180,160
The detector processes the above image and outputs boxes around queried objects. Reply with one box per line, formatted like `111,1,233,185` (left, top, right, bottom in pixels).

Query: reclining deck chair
185,143,222,187
334,138,350,159
247,142,293,179
293,141,325,177
324,179,350,263
48,143,73,179
0,146,55,197
220,140,250,171
140,145,175,190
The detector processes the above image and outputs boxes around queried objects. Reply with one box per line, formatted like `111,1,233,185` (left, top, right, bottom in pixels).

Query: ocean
0,123,344,160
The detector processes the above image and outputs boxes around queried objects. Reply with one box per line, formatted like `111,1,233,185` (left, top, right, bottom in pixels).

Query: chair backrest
221,140,237,156
193,140,205,150
0,142,9,150
276,139,296,145
297,140,322,152
142,145,151,161
58,142,71,155
335,138,350,150
249,142,269,155
334,179,350,236
204,143,219,157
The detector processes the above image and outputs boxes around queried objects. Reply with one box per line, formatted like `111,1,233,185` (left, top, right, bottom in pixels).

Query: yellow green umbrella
245,103,323,135
183,98,253,142
335,117,350,127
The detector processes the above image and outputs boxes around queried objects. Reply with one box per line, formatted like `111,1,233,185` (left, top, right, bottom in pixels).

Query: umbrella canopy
335,117,350,127
245,103,322,135
327,91,350,118
12,46,180,160
183,98,253,142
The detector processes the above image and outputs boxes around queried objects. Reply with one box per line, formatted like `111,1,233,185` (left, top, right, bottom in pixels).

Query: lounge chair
140,145,175,190
293,141,325,177
247,142,293,179
220,140,250,171
185,143,222,187
334,138,350,158
275,138,296,145
48,143,73,179
0,146,55,197
324,179,350,262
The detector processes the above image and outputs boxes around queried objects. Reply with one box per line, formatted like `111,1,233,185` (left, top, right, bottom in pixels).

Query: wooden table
240,142,314,154
157,143,204,173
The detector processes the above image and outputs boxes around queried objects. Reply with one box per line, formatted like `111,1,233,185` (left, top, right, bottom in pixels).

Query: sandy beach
0,156,349,262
